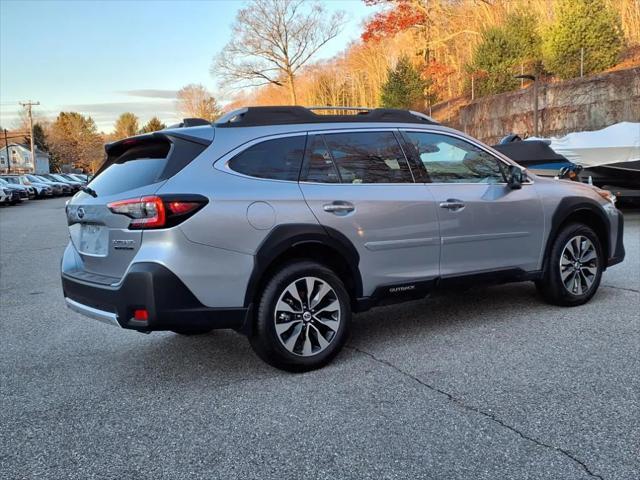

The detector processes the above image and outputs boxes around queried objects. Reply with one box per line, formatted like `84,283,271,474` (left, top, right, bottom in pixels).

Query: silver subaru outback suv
61,107,625,371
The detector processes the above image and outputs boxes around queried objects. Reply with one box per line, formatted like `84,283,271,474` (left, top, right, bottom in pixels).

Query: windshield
52,174,70,182
1,177,19,184
26,175,43,183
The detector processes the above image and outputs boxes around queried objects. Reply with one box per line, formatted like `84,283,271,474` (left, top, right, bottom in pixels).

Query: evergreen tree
380,56,428,110
113,112,139,140
542,0,623,79
467,13,542,97
140,117,166,134
23,123,48,151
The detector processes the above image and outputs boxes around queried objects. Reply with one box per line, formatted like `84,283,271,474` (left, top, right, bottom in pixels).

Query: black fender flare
542,196,610,270
243,223,362,307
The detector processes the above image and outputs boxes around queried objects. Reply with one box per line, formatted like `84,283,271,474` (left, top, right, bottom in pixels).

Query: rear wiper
81,186,98,198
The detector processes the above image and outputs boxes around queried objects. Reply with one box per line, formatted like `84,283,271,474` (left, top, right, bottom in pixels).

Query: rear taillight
107,195,207,230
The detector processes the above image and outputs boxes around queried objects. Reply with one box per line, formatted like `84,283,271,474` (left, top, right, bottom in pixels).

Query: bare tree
176,84,222,121
214,0,346,104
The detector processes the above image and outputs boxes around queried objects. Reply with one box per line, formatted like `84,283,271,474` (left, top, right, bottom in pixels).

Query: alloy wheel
273,276,341,356
559,235,599,296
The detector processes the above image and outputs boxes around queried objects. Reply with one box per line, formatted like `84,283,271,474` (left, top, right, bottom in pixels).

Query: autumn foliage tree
140,117,166,133
113,112,140,140
47,112,104,173
176,84,221,121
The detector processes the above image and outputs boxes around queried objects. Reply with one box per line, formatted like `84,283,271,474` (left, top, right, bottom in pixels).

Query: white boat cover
528,122,640,168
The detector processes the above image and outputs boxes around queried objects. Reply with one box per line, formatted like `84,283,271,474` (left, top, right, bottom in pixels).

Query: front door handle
323,202,355,214
439,199,465,211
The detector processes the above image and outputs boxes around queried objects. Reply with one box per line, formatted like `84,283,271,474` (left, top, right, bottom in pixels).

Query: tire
536,223,603,306
249,261,351,372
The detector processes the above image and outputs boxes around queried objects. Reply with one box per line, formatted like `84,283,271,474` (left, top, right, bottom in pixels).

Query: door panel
301,183,441,295
428,184,544,275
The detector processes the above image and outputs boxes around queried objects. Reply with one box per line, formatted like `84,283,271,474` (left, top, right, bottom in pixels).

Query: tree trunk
288,73,298,105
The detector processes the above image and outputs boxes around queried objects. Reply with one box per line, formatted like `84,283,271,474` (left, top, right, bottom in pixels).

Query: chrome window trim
400,128,535,185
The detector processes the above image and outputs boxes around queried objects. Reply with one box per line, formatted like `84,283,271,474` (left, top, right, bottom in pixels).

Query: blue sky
0,0,378,132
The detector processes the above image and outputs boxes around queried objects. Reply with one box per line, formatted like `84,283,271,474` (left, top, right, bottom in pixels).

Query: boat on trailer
493,122,640,203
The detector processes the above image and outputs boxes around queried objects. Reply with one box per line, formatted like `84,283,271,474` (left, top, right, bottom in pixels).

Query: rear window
88,142,170,196
89,136,207,196
228,136,306,181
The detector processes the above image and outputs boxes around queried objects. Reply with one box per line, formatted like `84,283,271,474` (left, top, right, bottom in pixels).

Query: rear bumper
62,262,249,332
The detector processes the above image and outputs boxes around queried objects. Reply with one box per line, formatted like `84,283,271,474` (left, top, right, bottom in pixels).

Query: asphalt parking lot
1,197,638,480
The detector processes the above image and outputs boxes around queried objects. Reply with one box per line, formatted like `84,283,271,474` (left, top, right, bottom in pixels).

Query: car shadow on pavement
112,280,620,381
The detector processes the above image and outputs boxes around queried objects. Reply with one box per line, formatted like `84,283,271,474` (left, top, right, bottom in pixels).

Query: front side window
323,131,413,184
228,136,306,181
403,131,505,184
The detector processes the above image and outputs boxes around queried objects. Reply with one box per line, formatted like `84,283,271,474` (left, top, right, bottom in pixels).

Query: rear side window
323,131,413,184
229,136,306,181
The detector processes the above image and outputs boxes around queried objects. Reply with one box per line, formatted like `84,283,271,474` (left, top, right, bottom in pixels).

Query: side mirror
507,165,523,190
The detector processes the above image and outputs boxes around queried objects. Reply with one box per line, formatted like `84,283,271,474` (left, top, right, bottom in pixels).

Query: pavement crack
347,344,604,480
601,284,640,294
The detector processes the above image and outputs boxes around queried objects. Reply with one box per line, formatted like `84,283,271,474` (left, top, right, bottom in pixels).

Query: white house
0,144,50,174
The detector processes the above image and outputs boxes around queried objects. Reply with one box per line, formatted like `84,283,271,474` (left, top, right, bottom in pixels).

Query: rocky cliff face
433,67,639,144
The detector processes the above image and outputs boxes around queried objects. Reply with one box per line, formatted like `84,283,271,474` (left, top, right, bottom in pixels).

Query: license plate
78,224,108,256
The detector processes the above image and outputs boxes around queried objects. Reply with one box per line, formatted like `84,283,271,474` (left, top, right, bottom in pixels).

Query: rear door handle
323,202,355,214
439,199,465,211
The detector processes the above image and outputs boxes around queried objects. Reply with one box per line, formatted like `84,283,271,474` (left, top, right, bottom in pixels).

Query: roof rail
166,118,212,129
214,106,439,128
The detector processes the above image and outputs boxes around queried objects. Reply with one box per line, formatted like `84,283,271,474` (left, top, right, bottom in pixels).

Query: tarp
492,140,569,164
528,122,640,168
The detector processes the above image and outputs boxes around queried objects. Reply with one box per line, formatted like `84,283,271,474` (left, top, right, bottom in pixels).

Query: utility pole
19,100,40,173
3,128,10,174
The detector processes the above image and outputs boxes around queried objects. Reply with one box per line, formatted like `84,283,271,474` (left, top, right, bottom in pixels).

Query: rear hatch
66,132,210,282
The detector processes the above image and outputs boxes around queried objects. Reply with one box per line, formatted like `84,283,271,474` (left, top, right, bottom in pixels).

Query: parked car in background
0,178,30,202
0,175,37,199
61,106,625,372
29,175,70,196
0,185,8,205
40,174,82,193
24,175,62,196
0,178,27,203
69,173,89,184
19,175,54,198
66,173,89,184
51,173,84,191
1,187,21,205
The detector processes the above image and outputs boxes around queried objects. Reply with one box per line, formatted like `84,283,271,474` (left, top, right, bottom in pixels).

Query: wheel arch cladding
243,224,362,308
545,197,610,269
